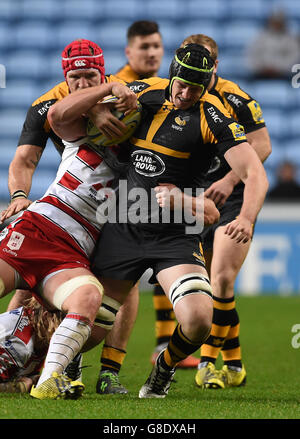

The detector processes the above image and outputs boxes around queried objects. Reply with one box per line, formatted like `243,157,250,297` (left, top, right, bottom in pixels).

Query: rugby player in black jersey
152,34,272,389
48,43,268,398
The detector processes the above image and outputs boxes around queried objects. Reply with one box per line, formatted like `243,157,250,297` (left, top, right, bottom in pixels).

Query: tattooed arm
0,145,42,223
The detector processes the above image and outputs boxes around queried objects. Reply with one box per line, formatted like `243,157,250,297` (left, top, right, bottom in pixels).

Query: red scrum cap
62,39,105,82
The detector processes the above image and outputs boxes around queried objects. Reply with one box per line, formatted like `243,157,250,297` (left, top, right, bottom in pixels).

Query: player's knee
213,269,235,293
94,295,122,330
52,275,104,312
168,272,213,309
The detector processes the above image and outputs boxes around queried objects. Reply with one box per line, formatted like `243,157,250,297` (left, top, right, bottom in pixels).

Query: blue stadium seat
38,146,62,169
14,21,53,50
158,53,172,79
157,20,180,49
30,170,58,200
102,0,144,19
104,50,127,75
5,51,50,80
217,51,249,79
96,21,130,49
252,80,291,109
0,24,15,51
0,80,39,109
47,53,64,81
143,0,181,20
0,110,26,139
60,0,98,20
264,141,286,169
185,0,226,19
55,21,97,49
19,0,60,21
285,143,300,166
0,171,10,202
288,113,300,137
262,109,287,140
280,0,300,19
0,139,18,167
179,21,223,48
227,0,270,19
0,0,22,21
223,20,261,50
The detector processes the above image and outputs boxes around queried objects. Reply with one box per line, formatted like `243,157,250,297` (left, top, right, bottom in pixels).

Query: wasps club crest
174,115,189,127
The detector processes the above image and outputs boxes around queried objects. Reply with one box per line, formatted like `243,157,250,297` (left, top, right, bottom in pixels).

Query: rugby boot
30,372,84,400
139,350,176,398
220,364,247,387
96,370,128,394
195,361,225,389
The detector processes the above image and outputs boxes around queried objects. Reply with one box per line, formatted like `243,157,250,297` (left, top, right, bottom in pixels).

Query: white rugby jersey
0,307,45,381
27,138,116,258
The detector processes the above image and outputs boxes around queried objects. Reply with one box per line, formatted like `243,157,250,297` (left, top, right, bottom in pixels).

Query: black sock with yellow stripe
100,344,127,374
221,307,242,369
200,295,236,365
153,285,176,348
162,324,202,369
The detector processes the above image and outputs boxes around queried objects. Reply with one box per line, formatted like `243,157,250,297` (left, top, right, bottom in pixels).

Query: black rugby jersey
201,75,266,191
116,77,247,230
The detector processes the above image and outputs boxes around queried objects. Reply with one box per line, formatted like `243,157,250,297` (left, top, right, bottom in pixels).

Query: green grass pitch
0,291,300,421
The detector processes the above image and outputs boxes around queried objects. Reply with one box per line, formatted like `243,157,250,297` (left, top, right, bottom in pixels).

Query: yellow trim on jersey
131,137,191,159
146,107,170,143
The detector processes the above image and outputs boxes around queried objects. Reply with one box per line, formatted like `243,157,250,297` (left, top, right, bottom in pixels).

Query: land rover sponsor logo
132,150,165,177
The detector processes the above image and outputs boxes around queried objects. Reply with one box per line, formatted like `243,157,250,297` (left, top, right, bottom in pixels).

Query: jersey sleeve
201,97,247,157
222,88,265,134
17,98,57,148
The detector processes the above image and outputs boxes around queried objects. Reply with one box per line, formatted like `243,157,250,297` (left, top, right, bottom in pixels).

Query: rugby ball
87,96,142,147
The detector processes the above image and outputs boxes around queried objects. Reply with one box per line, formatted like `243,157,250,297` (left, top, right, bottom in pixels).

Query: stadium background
0,0,299,295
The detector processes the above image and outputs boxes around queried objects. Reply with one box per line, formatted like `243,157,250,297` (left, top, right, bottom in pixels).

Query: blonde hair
24,297,63,345
181,34,218,62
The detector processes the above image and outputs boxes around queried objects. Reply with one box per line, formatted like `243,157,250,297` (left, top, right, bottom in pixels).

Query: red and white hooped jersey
27,138,116,258
0,306,46,381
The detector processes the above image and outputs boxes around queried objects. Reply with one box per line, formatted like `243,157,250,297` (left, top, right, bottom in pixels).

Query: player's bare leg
196,226,250,388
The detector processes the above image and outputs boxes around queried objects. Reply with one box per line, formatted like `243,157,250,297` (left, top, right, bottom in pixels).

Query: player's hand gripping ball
87,95,142,147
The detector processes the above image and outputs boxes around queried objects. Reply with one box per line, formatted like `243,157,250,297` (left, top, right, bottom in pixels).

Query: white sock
37,313,91,385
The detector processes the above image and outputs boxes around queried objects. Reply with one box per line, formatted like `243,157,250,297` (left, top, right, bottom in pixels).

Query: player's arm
154,183,220,226
0,144,43,223
224,142,269,243
205,126,271,207
48,82,138,141
206,92,271,207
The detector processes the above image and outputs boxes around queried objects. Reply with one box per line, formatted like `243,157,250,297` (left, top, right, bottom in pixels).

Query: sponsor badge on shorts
7,231,25,250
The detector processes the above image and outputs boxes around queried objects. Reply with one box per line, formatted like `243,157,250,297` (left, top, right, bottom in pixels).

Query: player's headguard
169,43,214,97
62,39,105,82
